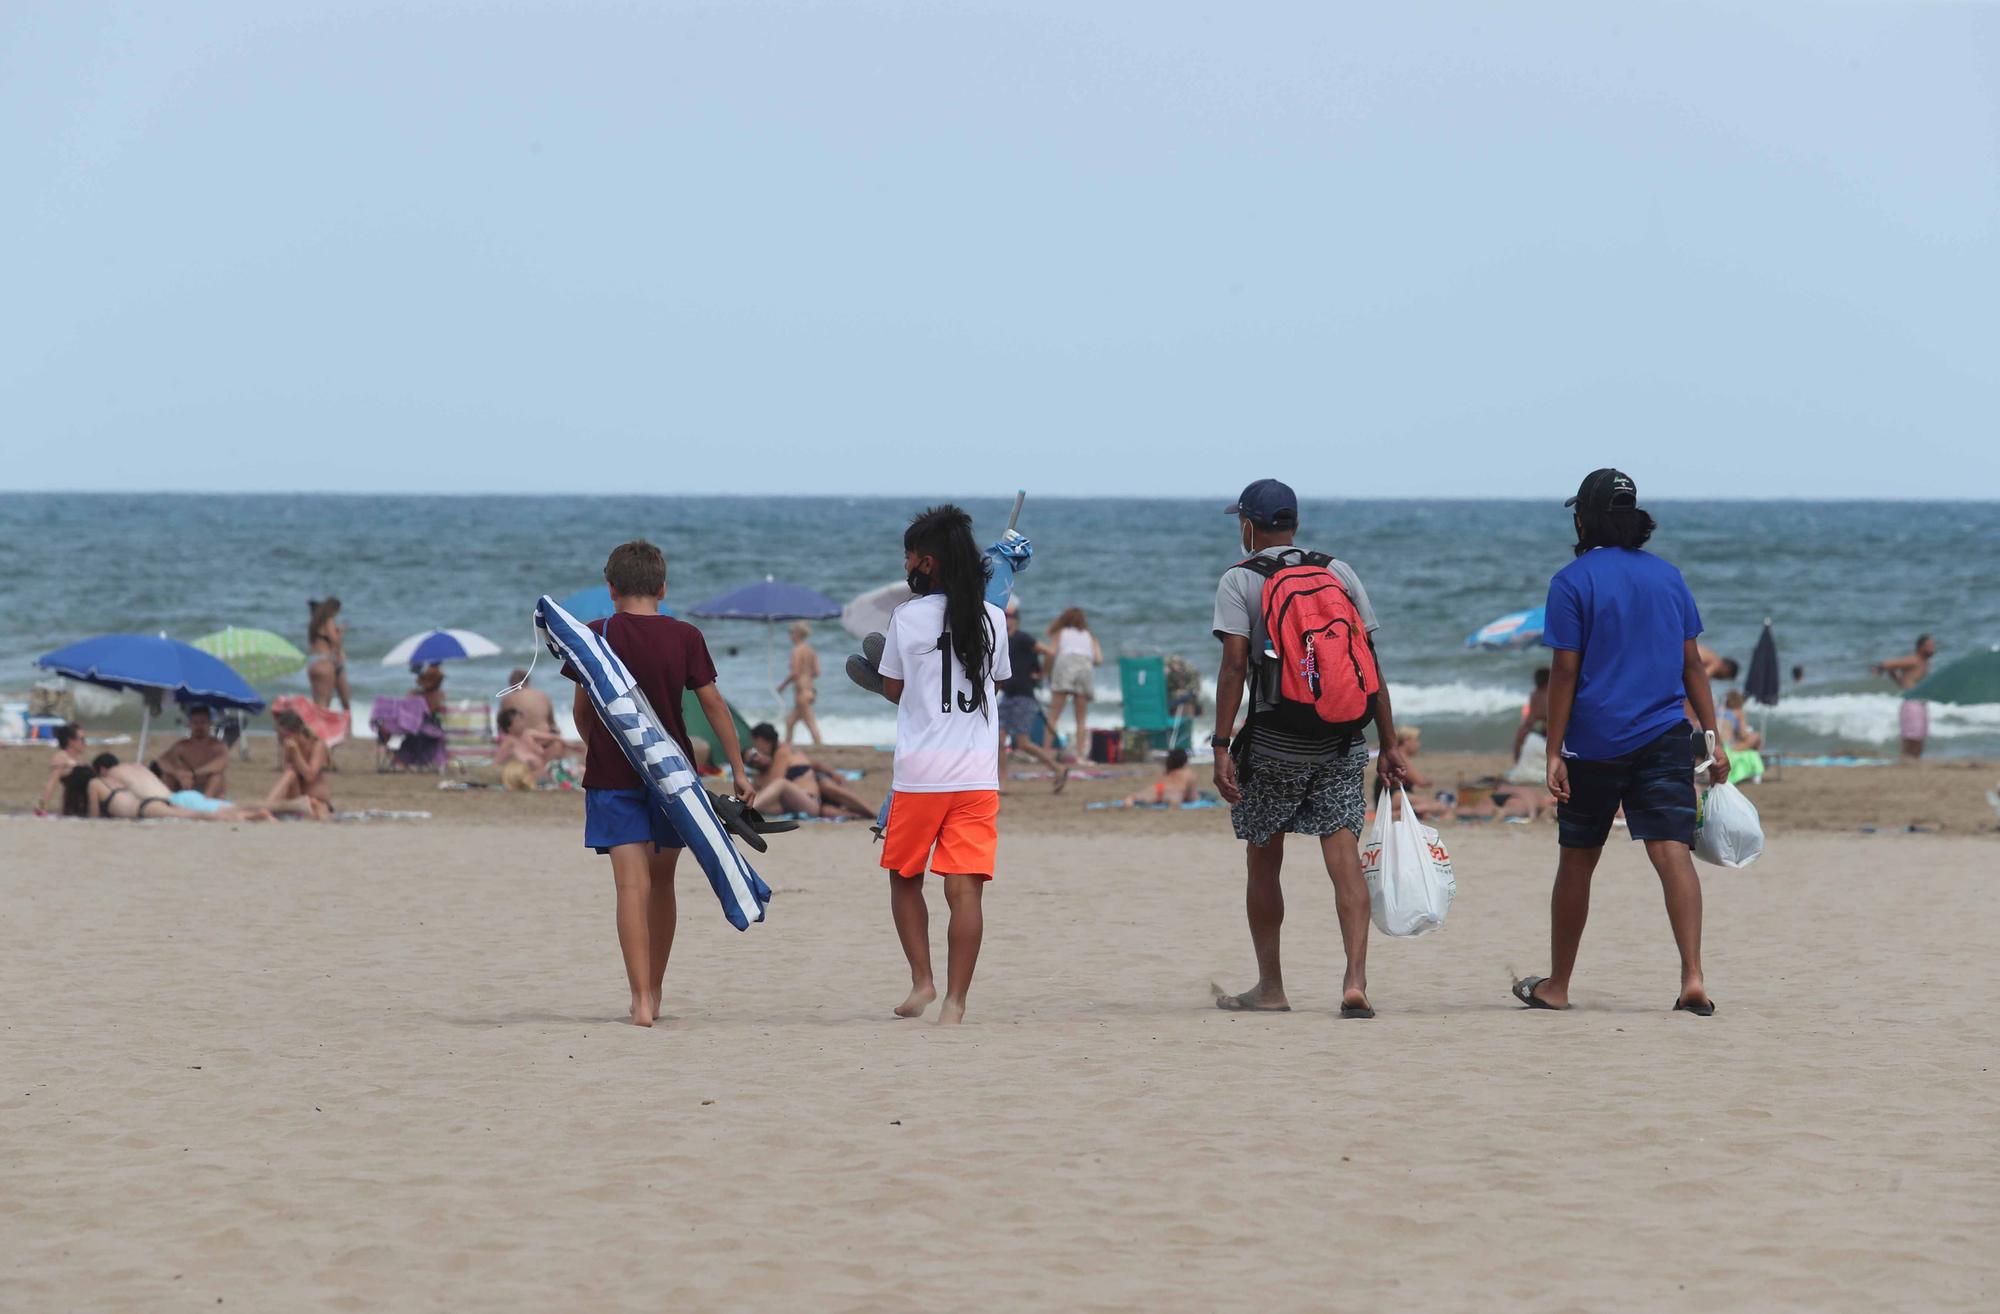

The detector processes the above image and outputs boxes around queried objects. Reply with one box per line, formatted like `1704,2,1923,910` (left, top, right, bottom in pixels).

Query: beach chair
369,695,445,771
1118,656,1192,756
439,699,497,773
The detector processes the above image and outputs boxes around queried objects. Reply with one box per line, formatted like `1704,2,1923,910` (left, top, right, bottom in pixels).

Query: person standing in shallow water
1872,633,1938,760
306,598,351,711
1513,469,1729,1017
1208,478,1410,1020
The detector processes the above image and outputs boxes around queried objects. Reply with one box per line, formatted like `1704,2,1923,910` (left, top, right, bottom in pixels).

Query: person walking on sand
560,539,755,1028
306,598,352,711
1041,607,1100,756
778,622,823,746
1512,469,1729,1017
1873,633,1938,760
1209,479,1410,1020
996,600,1069,792
860,504,1009,1025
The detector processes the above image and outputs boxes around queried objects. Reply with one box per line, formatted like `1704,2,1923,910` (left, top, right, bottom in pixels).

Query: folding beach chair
439,700,497,773
1118,655,1192,757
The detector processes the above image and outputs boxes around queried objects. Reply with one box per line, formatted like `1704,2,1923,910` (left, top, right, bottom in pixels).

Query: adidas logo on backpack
1240,549,1380,731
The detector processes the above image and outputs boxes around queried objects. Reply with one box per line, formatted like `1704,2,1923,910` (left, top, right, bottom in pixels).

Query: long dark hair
904,504,994,710
61,765,97,818
1574,506,1657,556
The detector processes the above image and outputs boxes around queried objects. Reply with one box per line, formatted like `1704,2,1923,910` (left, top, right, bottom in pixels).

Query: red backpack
1241,549,1380,731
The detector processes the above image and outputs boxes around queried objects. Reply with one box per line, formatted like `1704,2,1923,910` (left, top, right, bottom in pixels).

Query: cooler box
1088,728,1123,764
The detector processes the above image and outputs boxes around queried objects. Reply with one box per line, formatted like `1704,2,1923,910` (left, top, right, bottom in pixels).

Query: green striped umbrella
191,627,308,683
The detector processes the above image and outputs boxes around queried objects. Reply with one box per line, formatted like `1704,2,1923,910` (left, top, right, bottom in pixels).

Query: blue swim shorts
583,787,685,854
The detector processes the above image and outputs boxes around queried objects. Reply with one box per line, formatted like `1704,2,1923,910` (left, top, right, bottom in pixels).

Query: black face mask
907,566,934,596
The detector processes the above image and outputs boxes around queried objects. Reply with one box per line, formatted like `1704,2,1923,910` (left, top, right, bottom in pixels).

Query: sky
3,1,1995,499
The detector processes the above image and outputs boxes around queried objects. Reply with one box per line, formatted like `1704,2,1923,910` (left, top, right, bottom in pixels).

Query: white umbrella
381,629,503,668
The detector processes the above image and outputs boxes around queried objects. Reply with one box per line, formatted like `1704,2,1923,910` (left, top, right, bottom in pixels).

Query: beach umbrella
1466,605,1546,650
191,626,308,683
556,584,675,623
690,576,842,702
1905,646,2000,706
36,632,267,759
557,585,616,622
1744,619,1781,707
381,628,503,670
840,580,914,640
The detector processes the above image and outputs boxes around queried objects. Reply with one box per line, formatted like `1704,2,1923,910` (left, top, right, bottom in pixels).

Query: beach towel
530,596,772,931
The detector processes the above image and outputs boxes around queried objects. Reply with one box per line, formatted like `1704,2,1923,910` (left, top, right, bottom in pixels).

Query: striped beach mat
533,596,772,931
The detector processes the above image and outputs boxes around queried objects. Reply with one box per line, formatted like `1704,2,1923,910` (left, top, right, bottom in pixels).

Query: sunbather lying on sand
745,722,875,819
62,755,271,821
1109,748,1203,807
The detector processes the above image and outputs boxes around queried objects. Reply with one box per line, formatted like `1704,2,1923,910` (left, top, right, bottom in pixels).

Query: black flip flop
1512,976,1568,1010
708,794,798,853
1339,1000,1376,1020
1672,995,1717,1017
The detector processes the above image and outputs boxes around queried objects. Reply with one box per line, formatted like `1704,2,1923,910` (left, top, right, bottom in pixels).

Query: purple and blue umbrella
36,632,267,759
1466,606,1546,650
690,576,842,702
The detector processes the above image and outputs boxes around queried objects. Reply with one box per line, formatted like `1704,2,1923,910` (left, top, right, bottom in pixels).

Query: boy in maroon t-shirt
562,540,753,1027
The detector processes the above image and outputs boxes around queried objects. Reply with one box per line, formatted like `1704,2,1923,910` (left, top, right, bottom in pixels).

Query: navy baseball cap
1565,468,1637,513
1225,479,1298,530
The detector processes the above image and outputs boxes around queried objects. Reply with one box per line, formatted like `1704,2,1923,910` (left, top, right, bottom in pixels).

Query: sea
3,495,1996,759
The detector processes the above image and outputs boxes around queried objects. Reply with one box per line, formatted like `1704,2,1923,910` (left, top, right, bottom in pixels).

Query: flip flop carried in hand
846,632,888,695
708,793,799,853
1512,976,1568,1010
1672,995,1717,1017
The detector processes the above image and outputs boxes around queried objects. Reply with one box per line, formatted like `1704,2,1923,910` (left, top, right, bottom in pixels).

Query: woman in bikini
265,709,334,820
778,621,823,746
307,598,352,711
63,755,270,821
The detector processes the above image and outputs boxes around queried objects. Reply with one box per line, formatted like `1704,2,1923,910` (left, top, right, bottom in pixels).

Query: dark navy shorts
584,787,685,854
1557,726,1697,849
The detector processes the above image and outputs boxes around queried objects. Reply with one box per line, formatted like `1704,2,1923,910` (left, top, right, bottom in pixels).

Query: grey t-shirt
1213,547,1381,762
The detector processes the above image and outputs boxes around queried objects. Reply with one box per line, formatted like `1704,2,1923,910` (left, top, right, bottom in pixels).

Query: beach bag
1694,782,1764,869
1240,550,1379,732
1360,787,1456,936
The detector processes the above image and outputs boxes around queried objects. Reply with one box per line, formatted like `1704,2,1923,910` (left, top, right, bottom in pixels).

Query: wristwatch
1209,734,1232,748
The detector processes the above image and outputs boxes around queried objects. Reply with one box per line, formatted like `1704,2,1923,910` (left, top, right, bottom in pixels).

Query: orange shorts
879,789,999,879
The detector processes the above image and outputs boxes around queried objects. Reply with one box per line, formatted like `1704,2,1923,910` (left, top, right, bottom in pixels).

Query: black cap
1565,468,1638,513
1225,478,1298,530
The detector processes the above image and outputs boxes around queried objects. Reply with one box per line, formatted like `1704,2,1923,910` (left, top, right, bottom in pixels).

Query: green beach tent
681,687,754,761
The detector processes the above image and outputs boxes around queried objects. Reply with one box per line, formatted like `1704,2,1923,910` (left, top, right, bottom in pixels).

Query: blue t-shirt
1542,548,1703,760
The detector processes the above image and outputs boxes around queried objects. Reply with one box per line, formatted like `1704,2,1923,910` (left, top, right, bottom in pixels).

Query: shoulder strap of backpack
1236,547,1311,580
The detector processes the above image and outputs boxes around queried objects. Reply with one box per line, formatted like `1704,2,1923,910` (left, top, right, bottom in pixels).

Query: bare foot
629,994,658,1027
937,996,966,1025
894,983,936,1018
1211,982,1291,1012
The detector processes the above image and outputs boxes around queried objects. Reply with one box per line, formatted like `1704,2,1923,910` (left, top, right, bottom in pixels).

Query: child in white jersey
872,505,1010,1025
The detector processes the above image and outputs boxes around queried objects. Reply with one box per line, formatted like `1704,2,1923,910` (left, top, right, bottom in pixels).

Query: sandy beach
6,750,1996,1312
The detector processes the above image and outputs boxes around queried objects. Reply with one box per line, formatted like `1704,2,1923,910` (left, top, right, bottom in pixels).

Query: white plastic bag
1694,781,1764,868
1360,787,1456,936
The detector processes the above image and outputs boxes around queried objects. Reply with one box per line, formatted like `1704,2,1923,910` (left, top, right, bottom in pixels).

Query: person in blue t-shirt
1512,469,1730,1018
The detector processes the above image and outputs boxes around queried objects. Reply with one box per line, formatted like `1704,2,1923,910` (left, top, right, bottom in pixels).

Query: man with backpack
1210,479,1410,1019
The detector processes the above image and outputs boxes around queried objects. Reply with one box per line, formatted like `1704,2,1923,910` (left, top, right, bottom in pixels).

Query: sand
5,799,1996,1311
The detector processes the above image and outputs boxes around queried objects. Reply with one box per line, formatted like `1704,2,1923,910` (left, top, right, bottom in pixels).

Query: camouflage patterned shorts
1229,742,1369,846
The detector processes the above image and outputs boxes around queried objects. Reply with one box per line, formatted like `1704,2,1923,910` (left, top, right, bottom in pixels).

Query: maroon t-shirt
560,611,718,791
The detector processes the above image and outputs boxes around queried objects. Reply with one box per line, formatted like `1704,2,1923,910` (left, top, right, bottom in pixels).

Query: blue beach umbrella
1466,606,1547,650
381,628,503,670
556,584,675,623
36,632,268,759
690,576,843,701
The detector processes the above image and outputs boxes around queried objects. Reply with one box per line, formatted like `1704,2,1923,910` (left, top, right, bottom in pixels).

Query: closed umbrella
37,633,267,760
690,577,842,702
381,629,503,669
192,627,308,683
1905,646,2000,706
1466,606,1546,650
